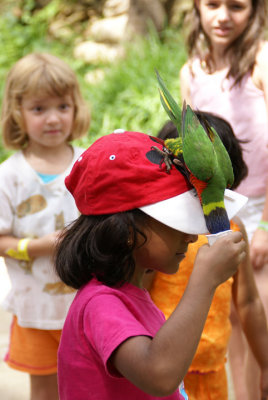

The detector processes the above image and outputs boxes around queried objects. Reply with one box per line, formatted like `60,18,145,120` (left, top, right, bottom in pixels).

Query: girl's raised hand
194,231,246,289
250,229,268,269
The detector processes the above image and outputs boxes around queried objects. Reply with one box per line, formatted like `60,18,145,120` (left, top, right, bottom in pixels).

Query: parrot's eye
162,146,172,156
109,155,116,160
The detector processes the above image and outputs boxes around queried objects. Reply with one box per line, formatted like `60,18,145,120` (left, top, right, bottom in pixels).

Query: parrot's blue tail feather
205,210,230,234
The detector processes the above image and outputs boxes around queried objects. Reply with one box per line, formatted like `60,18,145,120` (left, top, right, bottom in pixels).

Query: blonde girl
179,1,268,398
0,53,90,400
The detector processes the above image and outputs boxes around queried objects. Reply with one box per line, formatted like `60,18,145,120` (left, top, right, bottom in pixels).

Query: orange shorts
5,316,61,375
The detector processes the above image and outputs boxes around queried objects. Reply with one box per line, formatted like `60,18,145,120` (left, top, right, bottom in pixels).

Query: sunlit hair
184,0,267,85
1,52,90,150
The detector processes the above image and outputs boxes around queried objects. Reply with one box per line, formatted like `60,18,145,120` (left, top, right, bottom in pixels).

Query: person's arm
232,216,268,398
0,232,60,260
180,62,193,106
250,182,268,269
110,232,245,396
250,42,268,269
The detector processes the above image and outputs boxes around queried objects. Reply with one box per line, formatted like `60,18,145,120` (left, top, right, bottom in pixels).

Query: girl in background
0,53,90,399
144,115,268,399
180,1,268,398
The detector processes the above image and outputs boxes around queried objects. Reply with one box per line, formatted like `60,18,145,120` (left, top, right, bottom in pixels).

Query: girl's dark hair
55,209,147,289
157,112,248,189
157,120,179,140
184,0,267,86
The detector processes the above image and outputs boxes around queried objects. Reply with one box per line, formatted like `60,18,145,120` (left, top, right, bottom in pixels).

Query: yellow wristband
258,220,268,232
5,238,31,261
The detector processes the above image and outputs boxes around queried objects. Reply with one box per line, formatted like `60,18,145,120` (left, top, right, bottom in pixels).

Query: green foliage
77,29,187,147
0,1,63,74
0,2,187,161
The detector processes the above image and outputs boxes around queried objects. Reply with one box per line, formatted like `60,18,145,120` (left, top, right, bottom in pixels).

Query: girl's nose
185,234,198,244
46,110,60,124
218,5,229,21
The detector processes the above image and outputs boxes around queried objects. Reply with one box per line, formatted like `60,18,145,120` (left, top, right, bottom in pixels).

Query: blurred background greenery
0,0,188,161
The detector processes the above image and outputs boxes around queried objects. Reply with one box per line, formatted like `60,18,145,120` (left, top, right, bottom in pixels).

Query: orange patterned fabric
150,221,239,374
183,367,228,400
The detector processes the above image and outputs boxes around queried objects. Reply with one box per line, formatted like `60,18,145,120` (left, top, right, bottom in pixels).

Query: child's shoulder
255,41,268,68
180,58,203,84
256,40,268,59
180,61,191,79
253,41,268,90
0,152,22,175
72,146,85,159
180,61,193,105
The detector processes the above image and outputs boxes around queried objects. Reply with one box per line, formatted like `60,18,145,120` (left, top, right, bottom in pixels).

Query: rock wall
71,0,190,66
15,0,190,78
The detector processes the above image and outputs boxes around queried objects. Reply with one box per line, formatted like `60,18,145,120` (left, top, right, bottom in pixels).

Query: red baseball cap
65,130,247,234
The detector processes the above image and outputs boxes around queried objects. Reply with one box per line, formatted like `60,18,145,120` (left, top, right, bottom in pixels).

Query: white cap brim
139,188,248,234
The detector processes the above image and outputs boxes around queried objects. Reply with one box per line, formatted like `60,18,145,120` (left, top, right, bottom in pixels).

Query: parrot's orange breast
189,174,208,203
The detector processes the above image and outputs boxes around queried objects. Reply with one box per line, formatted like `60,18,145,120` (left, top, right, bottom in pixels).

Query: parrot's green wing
156,71,234,233
156,70,182,129
182,103,216,181
210,128,234,188
198,113,234,187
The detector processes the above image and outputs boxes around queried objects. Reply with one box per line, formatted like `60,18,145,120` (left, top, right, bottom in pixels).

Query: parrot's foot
151,145,173,173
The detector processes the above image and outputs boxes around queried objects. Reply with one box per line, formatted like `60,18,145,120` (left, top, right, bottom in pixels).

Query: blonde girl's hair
1,53,90,150
184,0,268,86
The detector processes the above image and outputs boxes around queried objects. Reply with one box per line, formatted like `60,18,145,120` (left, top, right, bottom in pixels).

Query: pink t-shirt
58,278,187,400
189,59,268,197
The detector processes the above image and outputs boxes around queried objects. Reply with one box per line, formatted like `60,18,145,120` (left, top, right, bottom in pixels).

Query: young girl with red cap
55,129,247,400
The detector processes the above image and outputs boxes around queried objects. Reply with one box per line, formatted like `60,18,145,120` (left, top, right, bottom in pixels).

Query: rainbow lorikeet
147,71,234,234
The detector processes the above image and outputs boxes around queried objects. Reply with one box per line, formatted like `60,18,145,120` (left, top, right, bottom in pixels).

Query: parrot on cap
146,71,234,234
